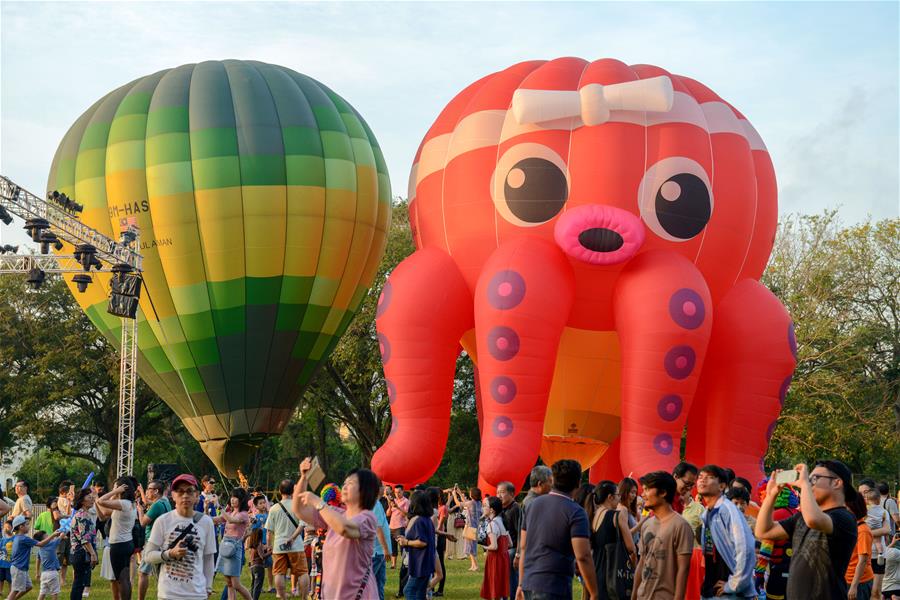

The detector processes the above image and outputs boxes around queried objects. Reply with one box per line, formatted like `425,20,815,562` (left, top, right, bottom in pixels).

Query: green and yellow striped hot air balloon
47,60,391,475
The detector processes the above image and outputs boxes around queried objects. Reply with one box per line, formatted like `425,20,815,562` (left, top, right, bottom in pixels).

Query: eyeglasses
810,474,838,485
173,487,197,495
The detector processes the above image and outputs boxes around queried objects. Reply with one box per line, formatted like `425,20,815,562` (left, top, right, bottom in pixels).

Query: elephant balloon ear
48,60,391,475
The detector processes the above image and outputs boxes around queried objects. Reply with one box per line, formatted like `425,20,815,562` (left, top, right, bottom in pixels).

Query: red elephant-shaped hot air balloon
373,58,796,491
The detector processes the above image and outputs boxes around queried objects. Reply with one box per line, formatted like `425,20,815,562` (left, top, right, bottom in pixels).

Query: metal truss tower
0,175,143,477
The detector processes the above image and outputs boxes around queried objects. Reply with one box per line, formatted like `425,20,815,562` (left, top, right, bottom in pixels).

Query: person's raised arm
96,484,128,512
35,529,63,547
573,536,598,599
296,492,361,539
755,473,789,541
296,457,312,495
794,464,834,533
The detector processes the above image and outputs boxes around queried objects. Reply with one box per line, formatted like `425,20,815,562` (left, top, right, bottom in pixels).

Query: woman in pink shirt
293,463,380,600
215,488,252,600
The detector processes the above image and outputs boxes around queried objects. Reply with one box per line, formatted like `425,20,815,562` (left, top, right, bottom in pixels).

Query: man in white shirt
10,481,32,520
266,479,308,600
144,474,216,600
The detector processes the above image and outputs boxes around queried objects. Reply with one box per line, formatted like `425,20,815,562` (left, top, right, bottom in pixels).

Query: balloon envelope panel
48,60,391,474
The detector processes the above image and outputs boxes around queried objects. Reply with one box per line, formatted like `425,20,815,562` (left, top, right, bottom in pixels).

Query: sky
1,0,898,252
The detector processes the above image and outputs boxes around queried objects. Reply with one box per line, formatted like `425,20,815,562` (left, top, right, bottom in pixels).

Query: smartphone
775,470,800,485
306,456,325,491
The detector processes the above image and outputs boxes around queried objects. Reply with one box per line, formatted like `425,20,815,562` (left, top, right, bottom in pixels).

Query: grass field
9,548,585,599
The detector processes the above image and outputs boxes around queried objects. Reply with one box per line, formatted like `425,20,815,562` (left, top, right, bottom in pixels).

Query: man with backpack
265,480,308,600
144,474,216,600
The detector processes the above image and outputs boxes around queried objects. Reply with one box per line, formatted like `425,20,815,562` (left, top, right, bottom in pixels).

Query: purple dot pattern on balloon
493,416,514,438
788,322,797,359
376,282,393,318
657,394,683,422
377,333,391,363
385,380,397,405
487,326,520,361
390,416,398,435
653,433,674,455
668,288,705,330
664,345,696,380
487,270,526,310
766,420,777,441
778,375,792,406
490,376,517,404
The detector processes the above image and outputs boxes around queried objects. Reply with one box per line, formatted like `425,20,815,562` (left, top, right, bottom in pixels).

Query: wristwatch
315,500,326,511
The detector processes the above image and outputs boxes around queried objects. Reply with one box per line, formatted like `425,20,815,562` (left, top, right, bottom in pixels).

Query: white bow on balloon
511,75,675,126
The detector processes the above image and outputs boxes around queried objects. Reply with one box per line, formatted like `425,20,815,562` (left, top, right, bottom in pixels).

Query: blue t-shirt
0,536,13,568
372,501,392,557
253,513,268,544
39,538,61,571
10,534,38,571
405,516,435,578
521,492,590,596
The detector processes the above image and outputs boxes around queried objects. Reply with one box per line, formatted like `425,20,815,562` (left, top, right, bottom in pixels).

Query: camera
279,541,292,552
182,534,199,552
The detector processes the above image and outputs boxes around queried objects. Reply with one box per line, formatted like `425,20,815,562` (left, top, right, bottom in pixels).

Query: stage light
72,274,92,293
27,267,45,290
1,245,18,254
39,231,59,255
25,218,49,243
0,206,12,225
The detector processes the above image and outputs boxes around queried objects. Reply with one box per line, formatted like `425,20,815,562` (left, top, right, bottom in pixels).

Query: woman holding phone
882,532,900,599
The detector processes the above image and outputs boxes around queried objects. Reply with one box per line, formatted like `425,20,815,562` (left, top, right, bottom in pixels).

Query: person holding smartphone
882,532,900,599
756,461,858,600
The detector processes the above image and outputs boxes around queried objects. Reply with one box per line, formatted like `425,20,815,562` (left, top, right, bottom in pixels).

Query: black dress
590,509,620,600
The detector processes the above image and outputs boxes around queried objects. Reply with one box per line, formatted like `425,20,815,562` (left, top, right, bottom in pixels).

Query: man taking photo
144,474,216,600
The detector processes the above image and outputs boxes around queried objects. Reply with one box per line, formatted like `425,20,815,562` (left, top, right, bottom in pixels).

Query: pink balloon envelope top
374,58,796,492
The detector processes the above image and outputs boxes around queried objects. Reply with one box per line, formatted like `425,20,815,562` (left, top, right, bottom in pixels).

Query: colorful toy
319,483,341,507
373,57,796,490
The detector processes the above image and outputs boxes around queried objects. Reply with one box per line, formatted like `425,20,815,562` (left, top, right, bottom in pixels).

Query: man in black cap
756,460,858,600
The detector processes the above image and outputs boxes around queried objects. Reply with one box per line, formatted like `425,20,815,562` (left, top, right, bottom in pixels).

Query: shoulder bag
601,509,634,600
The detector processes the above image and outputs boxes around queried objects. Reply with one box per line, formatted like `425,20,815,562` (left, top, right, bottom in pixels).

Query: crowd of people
0,457,897,600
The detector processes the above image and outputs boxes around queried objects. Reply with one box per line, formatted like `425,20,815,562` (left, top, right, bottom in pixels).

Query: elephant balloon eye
654,173,711,240
493,145,570,228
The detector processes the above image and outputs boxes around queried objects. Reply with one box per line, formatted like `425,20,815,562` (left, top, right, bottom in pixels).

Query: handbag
463,525,478,541
453,514,466,529
219,537,239,559
600,510,634,600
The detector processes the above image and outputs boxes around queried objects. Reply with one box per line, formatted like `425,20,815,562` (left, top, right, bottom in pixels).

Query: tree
763,214,899,479
0,273,170,484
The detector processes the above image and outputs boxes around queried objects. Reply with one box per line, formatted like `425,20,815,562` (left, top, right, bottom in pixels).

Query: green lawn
13,548,585,599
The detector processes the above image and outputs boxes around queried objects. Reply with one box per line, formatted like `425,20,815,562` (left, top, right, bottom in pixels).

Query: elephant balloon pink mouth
553,204,645,265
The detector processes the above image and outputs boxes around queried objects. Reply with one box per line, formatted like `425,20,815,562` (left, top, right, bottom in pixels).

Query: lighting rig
0,175,143,477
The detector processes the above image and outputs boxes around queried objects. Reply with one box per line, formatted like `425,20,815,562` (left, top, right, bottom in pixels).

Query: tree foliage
763,214,899,478
3,209,895,492
0,274,171,485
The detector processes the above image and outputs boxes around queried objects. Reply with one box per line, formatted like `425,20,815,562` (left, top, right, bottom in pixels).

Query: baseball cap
815,459,857,502
171,474,199,490
11,515,28,530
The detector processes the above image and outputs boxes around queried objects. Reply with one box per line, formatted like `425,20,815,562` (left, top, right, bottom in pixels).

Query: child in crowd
34,531,62,600
245,527,270,600
0,521,13,597
7,515,63,600
727,486,758,531
866,488,890,559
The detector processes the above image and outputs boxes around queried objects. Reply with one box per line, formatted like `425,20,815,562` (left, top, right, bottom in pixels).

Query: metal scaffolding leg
117,316,138,477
